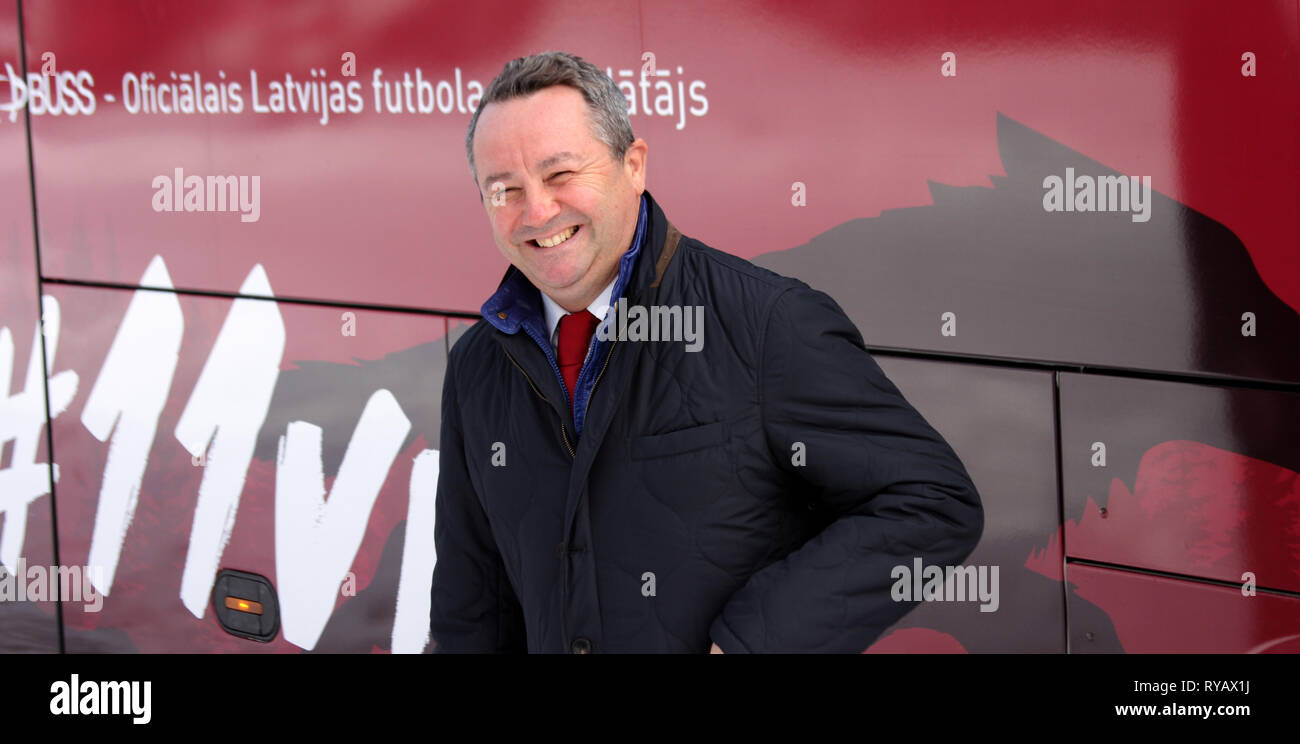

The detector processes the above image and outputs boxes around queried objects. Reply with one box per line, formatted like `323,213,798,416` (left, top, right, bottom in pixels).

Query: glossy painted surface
17,1,1297,368
43,281,449,652
1067,563,1300,654
755,111,1300,381
22,0,642,315
1059,373,1300,595
0,0,59,653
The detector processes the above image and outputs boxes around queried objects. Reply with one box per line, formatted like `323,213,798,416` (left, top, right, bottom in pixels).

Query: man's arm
709,284,984,652
429,352,527,653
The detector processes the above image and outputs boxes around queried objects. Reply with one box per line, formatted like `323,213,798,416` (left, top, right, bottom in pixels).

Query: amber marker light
224,596,265,615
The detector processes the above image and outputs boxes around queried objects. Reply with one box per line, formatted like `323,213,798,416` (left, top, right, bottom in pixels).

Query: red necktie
556,310,600,412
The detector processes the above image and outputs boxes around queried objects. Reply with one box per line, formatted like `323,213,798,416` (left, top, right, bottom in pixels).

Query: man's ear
624,138,649,193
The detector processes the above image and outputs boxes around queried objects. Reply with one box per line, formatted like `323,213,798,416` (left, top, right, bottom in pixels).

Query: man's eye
549,171,574,180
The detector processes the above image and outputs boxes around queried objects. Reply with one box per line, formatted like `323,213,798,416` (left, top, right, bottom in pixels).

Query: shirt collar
540,277,617,348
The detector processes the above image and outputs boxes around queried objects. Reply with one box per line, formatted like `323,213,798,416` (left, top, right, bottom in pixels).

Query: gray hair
465,51,634,184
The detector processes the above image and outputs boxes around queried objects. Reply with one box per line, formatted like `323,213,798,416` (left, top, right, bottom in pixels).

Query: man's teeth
535,226,577,248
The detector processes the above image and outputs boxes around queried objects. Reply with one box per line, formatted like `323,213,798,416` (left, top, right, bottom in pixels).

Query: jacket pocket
631,420,727,459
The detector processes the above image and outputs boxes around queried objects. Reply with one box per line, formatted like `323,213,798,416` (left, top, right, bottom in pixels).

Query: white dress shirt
540,277,617,351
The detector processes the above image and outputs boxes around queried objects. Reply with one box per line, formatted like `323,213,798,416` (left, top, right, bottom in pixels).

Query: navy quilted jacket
430,190,983,652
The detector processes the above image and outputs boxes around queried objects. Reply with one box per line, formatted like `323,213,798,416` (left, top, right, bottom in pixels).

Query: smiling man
430,51,983,653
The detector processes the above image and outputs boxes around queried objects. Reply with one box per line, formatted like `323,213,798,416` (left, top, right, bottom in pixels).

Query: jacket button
497,311,508,319
571,637,592,654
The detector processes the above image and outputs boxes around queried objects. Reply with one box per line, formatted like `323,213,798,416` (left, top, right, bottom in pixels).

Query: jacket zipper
590,340,617,403
572,338,617,441
504,348,575,458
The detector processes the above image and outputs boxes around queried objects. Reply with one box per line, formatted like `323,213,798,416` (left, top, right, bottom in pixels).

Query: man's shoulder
446,318,498,371
672,231,860,338
674,232,808,302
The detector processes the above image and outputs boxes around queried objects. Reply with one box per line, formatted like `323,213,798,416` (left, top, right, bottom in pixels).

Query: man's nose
521,185,561,228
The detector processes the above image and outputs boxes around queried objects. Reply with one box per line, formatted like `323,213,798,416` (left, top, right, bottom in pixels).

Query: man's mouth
530,225,580,248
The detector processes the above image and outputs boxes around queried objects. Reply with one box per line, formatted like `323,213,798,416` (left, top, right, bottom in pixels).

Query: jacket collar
480,191,655,334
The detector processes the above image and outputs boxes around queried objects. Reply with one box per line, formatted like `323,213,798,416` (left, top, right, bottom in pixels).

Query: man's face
472,85,647,311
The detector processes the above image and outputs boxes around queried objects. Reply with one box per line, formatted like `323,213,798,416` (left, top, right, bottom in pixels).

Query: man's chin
530,271,585,299
521,257,608,302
